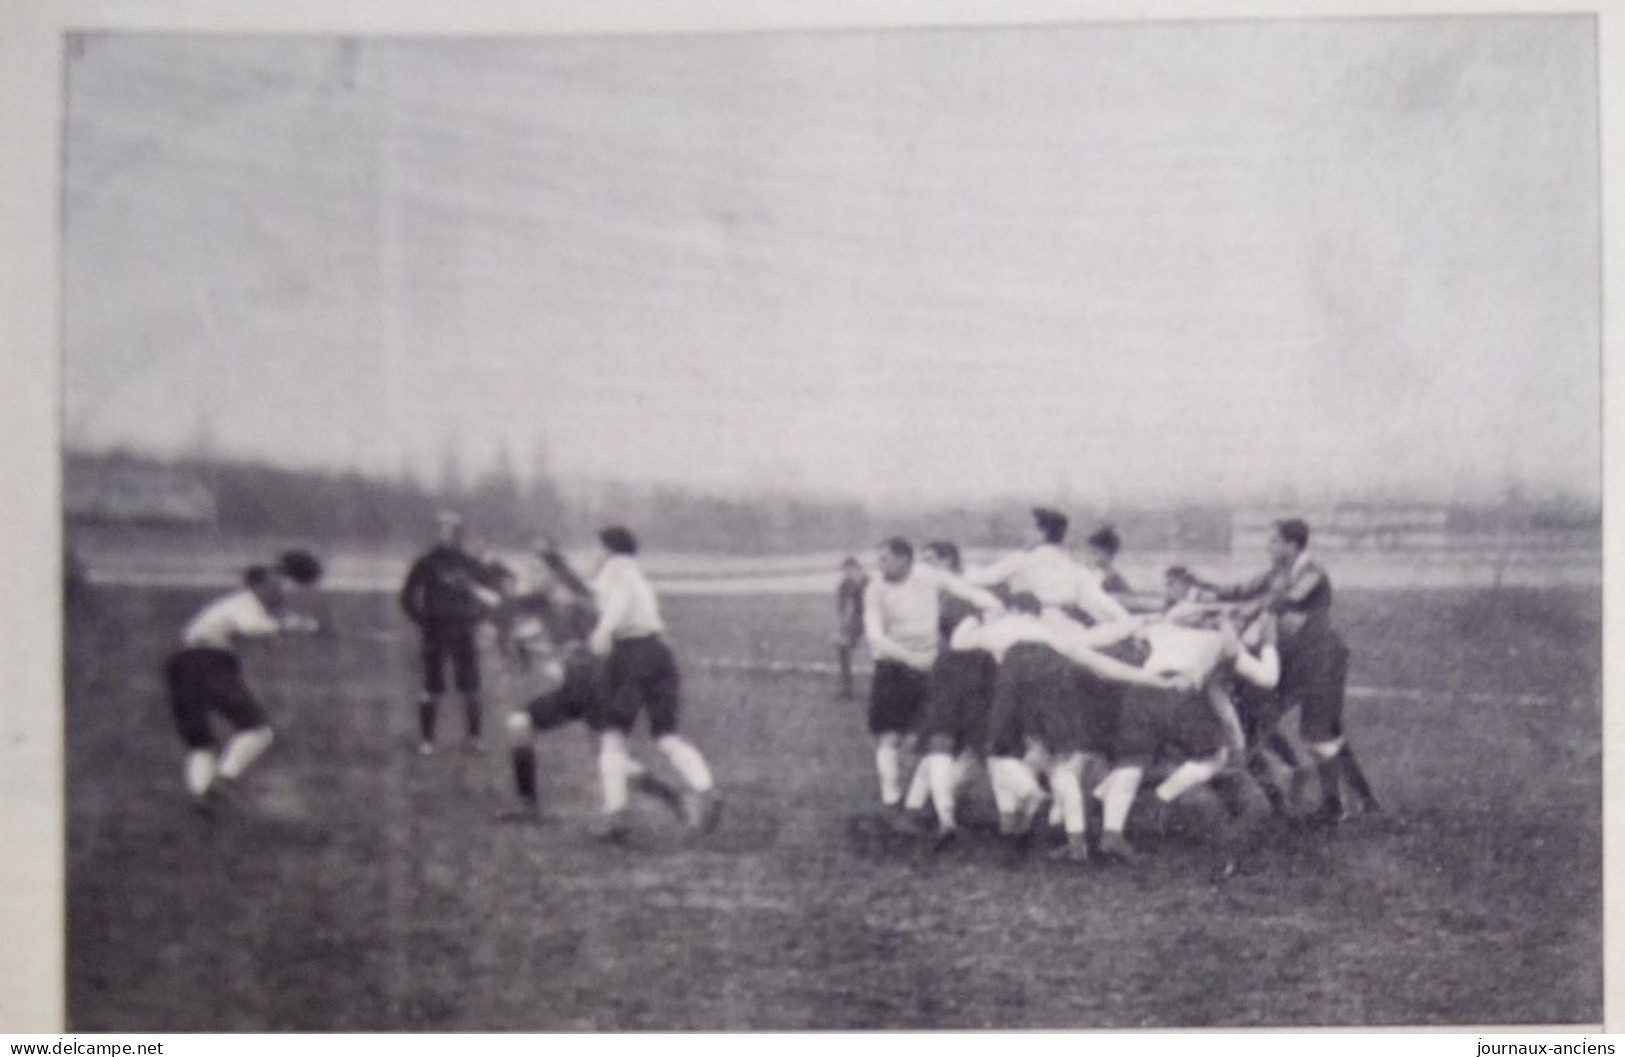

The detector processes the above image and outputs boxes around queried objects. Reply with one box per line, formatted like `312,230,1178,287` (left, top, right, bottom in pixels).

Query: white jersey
181,589,282,651
965,544,1129,624
591,555,665,642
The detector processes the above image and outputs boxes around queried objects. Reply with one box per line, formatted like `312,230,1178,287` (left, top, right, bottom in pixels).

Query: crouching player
164,550,323,813
909,541,999,847
958,595,1185,864
1091,609,1278,863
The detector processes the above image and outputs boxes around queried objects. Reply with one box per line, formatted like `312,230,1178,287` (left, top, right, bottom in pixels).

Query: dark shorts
869,659,930,736
1233,680,1289,746
920,650,997,753
421,622,480,695
1282,631,1350,744
1113,685,1226,767
165,647,268,749
524,650,602,732
597,635,682,738
988,642,1107,758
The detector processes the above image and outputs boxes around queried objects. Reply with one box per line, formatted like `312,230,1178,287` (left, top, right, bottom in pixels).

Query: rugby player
833,557,869,700
965,507,1130,625
1090,608,1279,863
399,512,503,755
863,537,1003,821
1188,519,1379,823
163,550,323,813
496,562,685,826
584,525,722,841
955,596,1185,863
905,540,999,847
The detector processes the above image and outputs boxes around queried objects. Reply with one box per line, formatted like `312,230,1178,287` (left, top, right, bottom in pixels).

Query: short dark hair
1086,525,1121,556
840,556,862,571
1164,564,1194,583
242,565,272,587
923,540,962,573
880,537,914,562
1032,507,1068,544
1009,591,1043,616
599,525,639,556
1273,518,1310,551
276,549,324,586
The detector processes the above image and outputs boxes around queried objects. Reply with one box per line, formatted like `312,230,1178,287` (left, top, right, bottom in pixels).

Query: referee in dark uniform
400,511,499,755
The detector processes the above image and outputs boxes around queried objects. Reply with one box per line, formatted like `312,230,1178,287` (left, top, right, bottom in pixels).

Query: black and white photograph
4,0,1614,1033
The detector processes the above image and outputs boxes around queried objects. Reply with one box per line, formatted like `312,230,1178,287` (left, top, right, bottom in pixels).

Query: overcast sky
60,17,1601,506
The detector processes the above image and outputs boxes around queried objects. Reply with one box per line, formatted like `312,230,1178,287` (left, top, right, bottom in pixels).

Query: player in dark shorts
399,512,503,756
164,550,323,813
496,570,684,825
833,557,869,700
907,541,1000,846
959,596,1179,863
1091,613,1275,862
1189,518,1379,824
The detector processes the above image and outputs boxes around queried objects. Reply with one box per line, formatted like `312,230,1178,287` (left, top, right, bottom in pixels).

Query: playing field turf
64,582,1601,1029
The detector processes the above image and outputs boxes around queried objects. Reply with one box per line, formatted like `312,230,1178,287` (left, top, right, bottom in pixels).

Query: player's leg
1045,751,1090,863
868,660,920,812
643,638,720,832
167,651,221,808
1298,636,1353,824
596,728,634,841
212,657,275,787
452,626,483,748
922,733,960,840
1094,687,1162,862
418,630,446,755
1325,640,1380,814
836,643,855,700
505,708,541,806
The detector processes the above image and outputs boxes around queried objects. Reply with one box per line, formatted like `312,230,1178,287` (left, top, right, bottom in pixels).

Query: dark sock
1267,730,1301,769
1247,753,1287,813
1212,773,1249,818
512,745,537,801
837,648,853,696
1339,745,1379,809
465,695,483,739
1315,758,1343,814
419,697,438,742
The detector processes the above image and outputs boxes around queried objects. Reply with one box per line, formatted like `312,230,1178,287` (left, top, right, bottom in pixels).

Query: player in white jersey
583,525,721,842
863,537,1003,821
1091,608,1279,862
163,551,323,813
964,507,1130,625
954,595,1184,863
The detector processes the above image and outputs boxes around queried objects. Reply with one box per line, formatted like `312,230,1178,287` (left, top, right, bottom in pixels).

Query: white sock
185,750,217,798
655,735,713,793
988,758,1017,816
1101,767,1145,833
903,754,932,811
925,753,958,831
1156,756,1224,803
598,732,632,814
1049,757,1087,837
875,738,903,806
988,756,1043,823
217,728,274,780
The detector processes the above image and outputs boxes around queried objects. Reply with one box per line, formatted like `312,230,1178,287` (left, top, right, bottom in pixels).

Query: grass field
65,582,1602,1030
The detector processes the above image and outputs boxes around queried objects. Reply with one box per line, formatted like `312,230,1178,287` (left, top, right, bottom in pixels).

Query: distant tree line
62,447,1597,556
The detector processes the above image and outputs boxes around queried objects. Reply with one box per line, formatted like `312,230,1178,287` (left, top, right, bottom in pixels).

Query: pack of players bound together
839,507,1380,864
161,503,1378,862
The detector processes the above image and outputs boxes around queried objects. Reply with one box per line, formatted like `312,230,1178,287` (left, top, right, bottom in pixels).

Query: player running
495,554,686,826
573,525,722,842
163,550,323,813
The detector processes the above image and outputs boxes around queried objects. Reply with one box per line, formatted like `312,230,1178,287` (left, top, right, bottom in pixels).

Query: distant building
63,453,217,527
1231,506,1449,553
